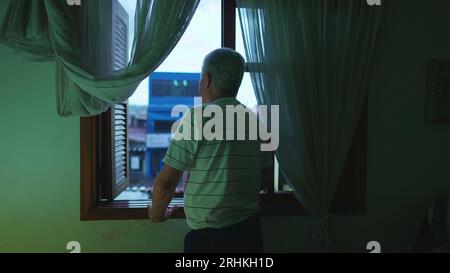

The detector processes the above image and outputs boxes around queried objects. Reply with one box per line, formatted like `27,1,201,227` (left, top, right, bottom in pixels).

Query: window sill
81,194,307,221
80,192,365,221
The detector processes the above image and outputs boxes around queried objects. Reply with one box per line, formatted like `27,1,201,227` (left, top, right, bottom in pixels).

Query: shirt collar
210,96,238,105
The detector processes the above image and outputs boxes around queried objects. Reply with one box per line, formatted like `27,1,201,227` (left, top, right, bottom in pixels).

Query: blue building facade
146,72,200,178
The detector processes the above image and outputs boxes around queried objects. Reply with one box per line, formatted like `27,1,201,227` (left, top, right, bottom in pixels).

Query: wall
1,0,450,253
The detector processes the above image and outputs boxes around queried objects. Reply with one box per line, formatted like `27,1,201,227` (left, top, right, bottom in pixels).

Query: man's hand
148,204,180,223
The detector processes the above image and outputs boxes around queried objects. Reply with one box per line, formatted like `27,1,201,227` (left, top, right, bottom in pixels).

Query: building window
80,0,367,220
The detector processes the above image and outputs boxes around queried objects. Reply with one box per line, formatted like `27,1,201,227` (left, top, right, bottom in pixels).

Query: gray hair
202,48,245,97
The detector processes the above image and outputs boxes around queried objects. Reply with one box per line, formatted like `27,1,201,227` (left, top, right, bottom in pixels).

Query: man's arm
148,165,183,223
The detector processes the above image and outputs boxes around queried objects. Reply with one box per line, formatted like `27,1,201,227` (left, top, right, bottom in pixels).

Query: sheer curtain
238,0,382,248
0,0,199,117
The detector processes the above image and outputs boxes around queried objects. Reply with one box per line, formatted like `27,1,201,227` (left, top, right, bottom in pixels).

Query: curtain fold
237,0,382,248
0,0,53,61
0,0,200,117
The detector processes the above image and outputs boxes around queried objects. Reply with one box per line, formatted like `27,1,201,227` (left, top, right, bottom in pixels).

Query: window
80,0,366,220
115,0,221,203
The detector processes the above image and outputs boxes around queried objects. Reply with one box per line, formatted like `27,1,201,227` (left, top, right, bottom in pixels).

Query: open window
81,0,367,220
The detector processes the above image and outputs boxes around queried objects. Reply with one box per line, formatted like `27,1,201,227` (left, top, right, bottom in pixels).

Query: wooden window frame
80,0,367,221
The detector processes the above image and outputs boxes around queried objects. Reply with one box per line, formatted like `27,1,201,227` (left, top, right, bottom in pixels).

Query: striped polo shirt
163,97,273,230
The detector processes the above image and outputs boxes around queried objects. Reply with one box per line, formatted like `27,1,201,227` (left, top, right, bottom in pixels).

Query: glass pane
237,73,258,109
235,8,247,62
274,157,294,193
236,7,266,64
116,0,222,201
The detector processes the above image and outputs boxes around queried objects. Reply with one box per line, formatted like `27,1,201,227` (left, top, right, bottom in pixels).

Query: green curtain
0,0,199,117
237,0,382,248
0,0,53,61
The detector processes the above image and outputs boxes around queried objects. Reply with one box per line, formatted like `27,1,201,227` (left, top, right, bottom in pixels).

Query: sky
118,0,257,108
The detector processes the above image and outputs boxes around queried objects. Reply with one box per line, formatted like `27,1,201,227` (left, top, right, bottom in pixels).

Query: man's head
200,48,245,103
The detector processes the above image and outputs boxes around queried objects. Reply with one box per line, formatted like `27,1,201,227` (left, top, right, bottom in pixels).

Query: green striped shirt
163,97,273,230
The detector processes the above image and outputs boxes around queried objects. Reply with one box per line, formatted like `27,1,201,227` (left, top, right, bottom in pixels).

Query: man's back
163,97,272,230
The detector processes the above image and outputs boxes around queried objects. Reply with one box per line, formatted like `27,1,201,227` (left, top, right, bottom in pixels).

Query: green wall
1,0,450,252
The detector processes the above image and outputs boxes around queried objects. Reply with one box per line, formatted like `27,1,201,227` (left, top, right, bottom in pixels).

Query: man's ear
205,72,212,89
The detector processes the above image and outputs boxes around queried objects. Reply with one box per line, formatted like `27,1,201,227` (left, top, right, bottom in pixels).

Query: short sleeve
163,109,199,171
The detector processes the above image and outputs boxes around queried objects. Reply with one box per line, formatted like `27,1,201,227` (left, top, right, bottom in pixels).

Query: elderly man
148,48,273,253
